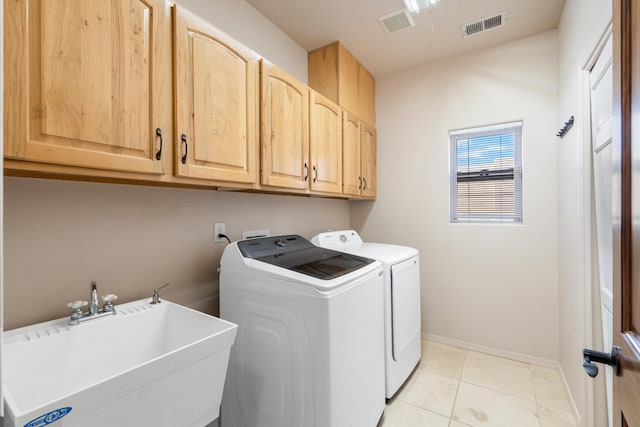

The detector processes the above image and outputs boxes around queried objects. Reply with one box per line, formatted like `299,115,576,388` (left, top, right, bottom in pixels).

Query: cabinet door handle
155,128,163,161
312,165,317,183
363,177,367,190
304,162,309,181
181,134,188,165
358,176,362,190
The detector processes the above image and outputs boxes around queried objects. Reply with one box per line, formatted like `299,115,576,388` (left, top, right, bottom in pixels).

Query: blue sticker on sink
23,407,72,427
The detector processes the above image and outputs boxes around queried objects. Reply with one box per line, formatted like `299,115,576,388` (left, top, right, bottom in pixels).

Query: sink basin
3,299,237,427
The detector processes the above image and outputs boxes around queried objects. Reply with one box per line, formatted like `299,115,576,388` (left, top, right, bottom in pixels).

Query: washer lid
238,235,375,280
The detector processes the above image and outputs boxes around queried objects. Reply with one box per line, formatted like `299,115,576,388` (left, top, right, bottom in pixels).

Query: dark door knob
582,346,621,377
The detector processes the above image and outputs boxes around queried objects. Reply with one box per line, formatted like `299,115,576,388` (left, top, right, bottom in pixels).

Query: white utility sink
3,299,237,427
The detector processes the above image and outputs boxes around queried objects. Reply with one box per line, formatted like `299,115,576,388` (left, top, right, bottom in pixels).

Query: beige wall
3,178,349,329
556,0,612,425
352,31,559,362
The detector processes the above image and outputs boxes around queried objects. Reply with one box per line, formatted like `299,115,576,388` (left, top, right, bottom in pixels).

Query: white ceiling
246,0,566,77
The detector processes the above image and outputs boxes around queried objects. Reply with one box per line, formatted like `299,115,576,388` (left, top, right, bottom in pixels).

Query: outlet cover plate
214,222,226,243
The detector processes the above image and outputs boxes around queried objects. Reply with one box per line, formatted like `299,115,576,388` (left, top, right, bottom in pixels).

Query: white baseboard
558,364,582,427
421,332,558,368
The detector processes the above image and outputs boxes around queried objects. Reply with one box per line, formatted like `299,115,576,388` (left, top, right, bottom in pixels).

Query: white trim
581,22,613,72
559,362,582,427
449,120,523,136
421,332,558,368
579,16,613,427
578,64,595,427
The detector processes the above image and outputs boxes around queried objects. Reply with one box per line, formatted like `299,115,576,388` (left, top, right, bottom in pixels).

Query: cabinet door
342,111,362,197
310,91,342,194
4,0,170,174
174,6,259,184
261,61,310,190
361,121,377,199
338,44,360,119
358,66,376,126
308,42,339,105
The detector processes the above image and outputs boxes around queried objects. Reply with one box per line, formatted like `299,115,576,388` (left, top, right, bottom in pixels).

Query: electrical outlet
214,222,226,243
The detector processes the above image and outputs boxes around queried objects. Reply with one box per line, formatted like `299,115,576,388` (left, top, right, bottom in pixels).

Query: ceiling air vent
462,12,507,38
378,8,415,35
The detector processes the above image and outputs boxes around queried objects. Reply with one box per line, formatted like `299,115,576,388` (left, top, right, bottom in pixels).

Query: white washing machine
219,234,385,427
312,230,421,399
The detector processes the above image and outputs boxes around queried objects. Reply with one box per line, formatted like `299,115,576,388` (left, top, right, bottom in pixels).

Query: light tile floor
378,340,577,427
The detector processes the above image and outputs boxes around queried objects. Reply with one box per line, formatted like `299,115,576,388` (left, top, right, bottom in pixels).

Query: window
449,122,522,223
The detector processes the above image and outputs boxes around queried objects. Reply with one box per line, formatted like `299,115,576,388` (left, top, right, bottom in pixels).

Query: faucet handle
67,300,88,321
67,300,88,310
101,294,118,303
101,294,118,312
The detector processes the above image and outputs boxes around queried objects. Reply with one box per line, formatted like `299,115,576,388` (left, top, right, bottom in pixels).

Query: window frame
449,121,523,224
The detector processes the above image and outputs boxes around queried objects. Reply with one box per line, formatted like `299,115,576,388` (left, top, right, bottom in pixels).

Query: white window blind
450,122,522,223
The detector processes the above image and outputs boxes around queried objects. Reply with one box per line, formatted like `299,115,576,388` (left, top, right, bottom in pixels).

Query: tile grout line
447,347,469,425
528,364,544,427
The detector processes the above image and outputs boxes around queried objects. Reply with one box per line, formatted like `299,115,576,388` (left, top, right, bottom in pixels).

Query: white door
590,34,613,427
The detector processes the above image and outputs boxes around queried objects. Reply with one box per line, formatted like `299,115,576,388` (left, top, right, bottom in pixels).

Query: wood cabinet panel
261,60,310,190
360,121,377,199
174,6,259,184
358,67,376,128
342,111,362,197
308,43,339,105
310,91,342,194
4,0,170,174
338,43,360,119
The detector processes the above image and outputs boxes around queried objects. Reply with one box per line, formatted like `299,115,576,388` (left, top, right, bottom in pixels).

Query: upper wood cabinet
343,110,377,199
261,60,343,195
173,6,259,185
4,3,368,198
260,60,310,190
4,0,172,175
309,91,342,194
308,41,376,126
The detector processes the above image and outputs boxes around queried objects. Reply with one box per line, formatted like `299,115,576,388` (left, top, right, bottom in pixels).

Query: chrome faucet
89,281,100,315
150,282,171,304
67,281,118,325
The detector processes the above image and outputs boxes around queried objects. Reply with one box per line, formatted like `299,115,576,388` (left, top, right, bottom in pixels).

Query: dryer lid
238,235,375,280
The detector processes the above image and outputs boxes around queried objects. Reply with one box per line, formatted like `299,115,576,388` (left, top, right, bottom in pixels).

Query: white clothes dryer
219,235,385,427
312,230,421,399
